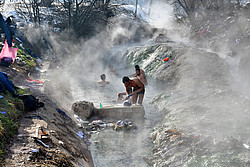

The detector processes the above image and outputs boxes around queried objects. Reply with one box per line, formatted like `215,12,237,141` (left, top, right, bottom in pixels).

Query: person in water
130,65,148,85
122,76,145,105
97,74,109,84
108,64,118,76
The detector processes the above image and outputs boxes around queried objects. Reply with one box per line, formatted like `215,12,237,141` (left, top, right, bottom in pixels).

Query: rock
94,104,145,119
71,101,94,119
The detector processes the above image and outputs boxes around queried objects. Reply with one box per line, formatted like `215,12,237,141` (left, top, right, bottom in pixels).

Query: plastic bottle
100,102,103,108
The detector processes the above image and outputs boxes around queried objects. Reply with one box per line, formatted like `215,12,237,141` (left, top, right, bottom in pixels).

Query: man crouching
122,76,145,105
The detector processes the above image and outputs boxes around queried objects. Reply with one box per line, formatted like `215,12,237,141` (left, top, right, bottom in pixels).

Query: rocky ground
1,61,94,167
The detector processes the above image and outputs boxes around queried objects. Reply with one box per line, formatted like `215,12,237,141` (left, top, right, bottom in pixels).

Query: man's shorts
133,88,145,95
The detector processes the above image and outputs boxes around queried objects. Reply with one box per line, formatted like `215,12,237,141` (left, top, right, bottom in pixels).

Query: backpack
19,95,44,111
0,57,13,67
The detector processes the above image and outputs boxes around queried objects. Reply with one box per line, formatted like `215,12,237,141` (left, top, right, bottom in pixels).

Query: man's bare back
122,76,145,105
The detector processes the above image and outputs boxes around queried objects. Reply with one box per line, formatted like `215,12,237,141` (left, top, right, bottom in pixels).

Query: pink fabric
0,40,18,63
201,28,207,36
26,78,44,84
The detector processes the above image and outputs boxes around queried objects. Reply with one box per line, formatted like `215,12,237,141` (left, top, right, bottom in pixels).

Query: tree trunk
68,1,71,28
148,0,153,15
135,0,138,17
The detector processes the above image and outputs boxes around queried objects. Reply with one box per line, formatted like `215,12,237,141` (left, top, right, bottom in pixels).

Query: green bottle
100,102,103,108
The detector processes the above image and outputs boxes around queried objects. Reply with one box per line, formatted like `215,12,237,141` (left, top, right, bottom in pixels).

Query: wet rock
72,101,94,120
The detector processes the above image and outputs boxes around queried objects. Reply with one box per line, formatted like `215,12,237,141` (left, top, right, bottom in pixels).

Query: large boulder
71,101,94,119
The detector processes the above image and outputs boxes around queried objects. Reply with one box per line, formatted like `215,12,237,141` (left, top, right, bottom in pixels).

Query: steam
205,14,250,97
19,5,165,166
19,1,250,166
147,1,174,29
24,14,157,108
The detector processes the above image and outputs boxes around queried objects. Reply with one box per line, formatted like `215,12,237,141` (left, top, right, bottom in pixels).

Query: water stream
72,75,167,167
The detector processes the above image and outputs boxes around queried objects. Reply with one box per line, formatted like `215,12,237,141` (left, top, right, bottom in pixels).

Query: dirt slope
1,64,94,167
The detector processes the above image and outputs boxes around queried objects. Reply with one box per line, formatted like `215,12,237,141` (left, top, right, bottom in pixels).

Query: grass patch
11,40,38,73
0,38,37,163
0,91,24,163
14,49,37,72
17,87,30,95
0,38,37,73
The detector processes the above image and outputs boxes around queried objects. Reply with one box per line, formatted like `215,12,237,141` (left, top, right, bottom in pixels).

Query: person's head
100,74,106,81
136,69,140,76
135,65,140,71
109,64,113,69
122,76,130,86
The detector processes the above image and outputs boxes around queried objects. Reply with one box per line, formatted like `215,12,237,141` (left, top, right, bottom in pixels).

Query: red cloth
201,28,207,36
0,40,18,63
26,78,44,84
163,57,169,61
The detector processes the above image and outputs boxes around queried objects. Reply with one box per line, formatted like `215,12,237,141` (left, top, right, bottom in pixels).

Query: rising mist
19,0,250,166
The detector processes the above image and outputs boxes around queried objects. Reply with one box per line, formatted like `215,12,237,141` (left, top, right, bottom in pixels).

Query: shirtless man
97,74,109,84
122,76,145,105
130,65,148,85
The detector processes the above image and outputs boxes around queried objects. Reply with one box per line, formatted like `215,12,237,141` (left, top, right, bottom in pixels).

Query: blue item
125,94,132,100
76,131,84,138
56,108,71,120
0,14,12,47
0,71,15,93
123,100,132,106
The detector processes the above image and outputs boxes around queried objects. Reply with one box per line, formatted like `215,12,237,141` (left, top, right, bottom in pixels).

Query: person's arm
125,86,130,95
117,92,126,98
129,73,137,77
118,92,127,96
117,92,126,101
123,86,132,100
140,69,145,75
140,70,148,85
141,75,148,85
